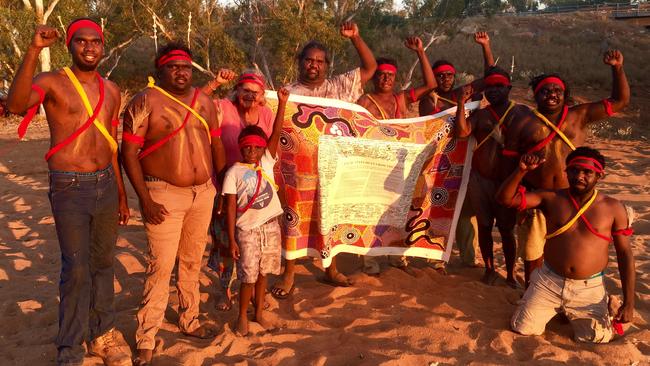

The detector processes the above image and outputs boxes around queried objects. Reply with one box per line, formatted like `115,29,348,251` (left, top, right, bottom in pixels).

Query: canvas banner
266,92,477,267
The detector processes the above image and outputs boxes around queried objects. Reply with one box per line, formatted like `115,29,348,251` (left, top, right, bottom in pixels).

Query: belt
49,164,113,182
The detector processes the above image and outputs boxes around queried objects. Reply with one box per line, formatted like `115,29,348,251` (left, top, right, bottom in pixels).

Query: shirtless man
455,66,530,288
121,43,225,365
504,50,629,287
357,36,435,119
6,20,131,366
271,21,376,298
497,148,635,343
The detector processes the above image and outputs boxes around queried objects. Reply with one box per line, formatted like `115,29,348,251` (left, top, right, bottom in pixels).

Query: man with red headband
271,21,376,296
287,21,376,102
356,36,435,120
201,69,275,311
354,36,434,275
497,147,635,343
455,66,530,288
6,19,131,366
225,88,289,335
418,32,493,116
121,42,225,365
503,50,630,287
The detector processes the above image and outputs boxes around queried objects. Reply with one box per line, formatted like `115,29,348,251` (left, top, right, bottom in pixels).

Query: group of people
4,16,636,366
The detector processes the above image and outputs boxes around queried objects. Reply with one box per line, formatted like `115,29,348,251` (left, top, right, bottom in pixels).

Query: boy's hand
456,85,473,103
230,241,240,260
603,50,624,68
519,154,546,172
616,301,634,323
340,21,359,39
404,36,423,52
474,31,490,46
277,87,290,104
32,25,60,49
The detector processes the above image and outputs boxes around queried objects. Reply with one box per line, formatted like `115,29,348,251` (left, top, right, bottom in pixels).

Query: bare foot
481,269,499,285
216,294,232,311
505,277,522,289
133,349,153,366
323,271,354,287
236,316,248,336
253,310,275,330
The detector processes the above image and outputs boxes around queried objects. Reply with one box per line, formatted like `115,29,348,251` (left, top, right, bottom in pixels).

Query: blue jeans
48,165,118,365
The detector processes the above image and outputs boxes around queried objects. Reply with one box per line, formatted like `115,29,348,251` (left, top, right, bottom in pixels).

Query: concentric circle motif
429,188,449,206
340,227,361,244
284,207,299,228
379,125,397,137
279,131,295,152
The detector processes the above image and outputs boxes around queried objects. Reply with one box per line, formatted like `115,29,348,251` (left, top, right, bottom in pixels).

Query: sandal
270,284,295,300
182,324,218,339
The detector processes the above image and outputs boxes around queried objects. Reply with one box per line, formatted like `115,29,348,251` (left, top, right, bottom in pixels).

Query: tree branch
43,0,60,23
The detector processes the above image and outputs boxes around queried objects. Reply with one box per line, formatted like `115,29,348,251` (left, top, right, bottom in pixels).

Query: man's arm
7,26,59,114
454,85,474,138
612,201,635,323
200,68,237,96
108,82,130,225
340,21,377,84
205,94,226,180
403,36,436,103
268,88,289,157
579,50,630,125
496,154,547,209
474,32,495,74
121,93,168,225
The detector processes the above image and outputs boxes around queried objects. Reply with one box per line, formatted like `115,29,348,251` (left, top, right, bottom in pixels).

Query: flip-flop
271,285,295,300
216,298,232,311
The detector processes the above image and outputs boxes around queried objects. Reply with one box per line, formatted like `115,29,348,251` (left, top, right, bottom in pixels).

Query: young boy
496,147,635,343
224,88,289,336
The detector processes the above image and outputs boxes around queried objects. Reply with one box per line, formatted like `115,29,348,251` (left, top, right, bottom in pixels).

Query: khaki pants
135,180,216,350
517,209,546,261
511,263,614,343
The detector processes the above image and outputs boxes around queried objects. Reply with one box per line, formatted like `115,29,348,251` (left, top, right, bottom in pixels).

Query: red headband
534,76,565,94
567,157,604,173
66,20,104,47
237,73,265,89
156,50,192,68
238,135,267,149
433,64,455,75
484,74,511,87
377,64,397,74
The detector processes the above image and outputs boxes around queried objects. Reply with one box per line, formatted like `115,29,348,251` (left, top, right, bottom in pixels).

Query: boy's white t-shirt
223,149,283,231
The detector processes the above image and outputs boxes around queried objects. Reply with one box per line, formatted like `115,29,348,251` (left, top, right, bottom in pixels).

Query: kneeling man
497,147,635,343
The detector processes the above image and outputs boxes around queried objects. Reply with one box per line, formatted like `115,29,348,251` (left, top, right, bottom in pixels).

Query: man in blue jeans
6,19,130,366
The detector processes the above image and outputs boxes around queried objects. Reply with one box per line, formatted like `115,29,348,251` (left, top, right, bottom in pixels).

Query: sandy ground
0,118,648,366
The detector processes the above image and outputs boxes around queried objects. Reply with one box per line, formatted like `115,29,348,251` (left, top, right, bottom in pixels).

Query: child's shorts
236,217,282,284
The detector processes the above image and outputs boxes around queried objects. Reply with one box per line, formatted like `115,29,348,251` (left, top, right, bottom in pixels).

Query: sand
0,117,648,366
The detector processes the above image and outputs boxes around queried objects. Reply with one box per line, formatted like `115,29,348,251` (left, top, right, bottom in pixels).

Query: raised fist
216,69,237,84
474,31,490,46
456,84,473,103
340,21,359,39
404,36,423,52
32,25,60,49
603,50,623,67
277,87,290,104
519,154,546,171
